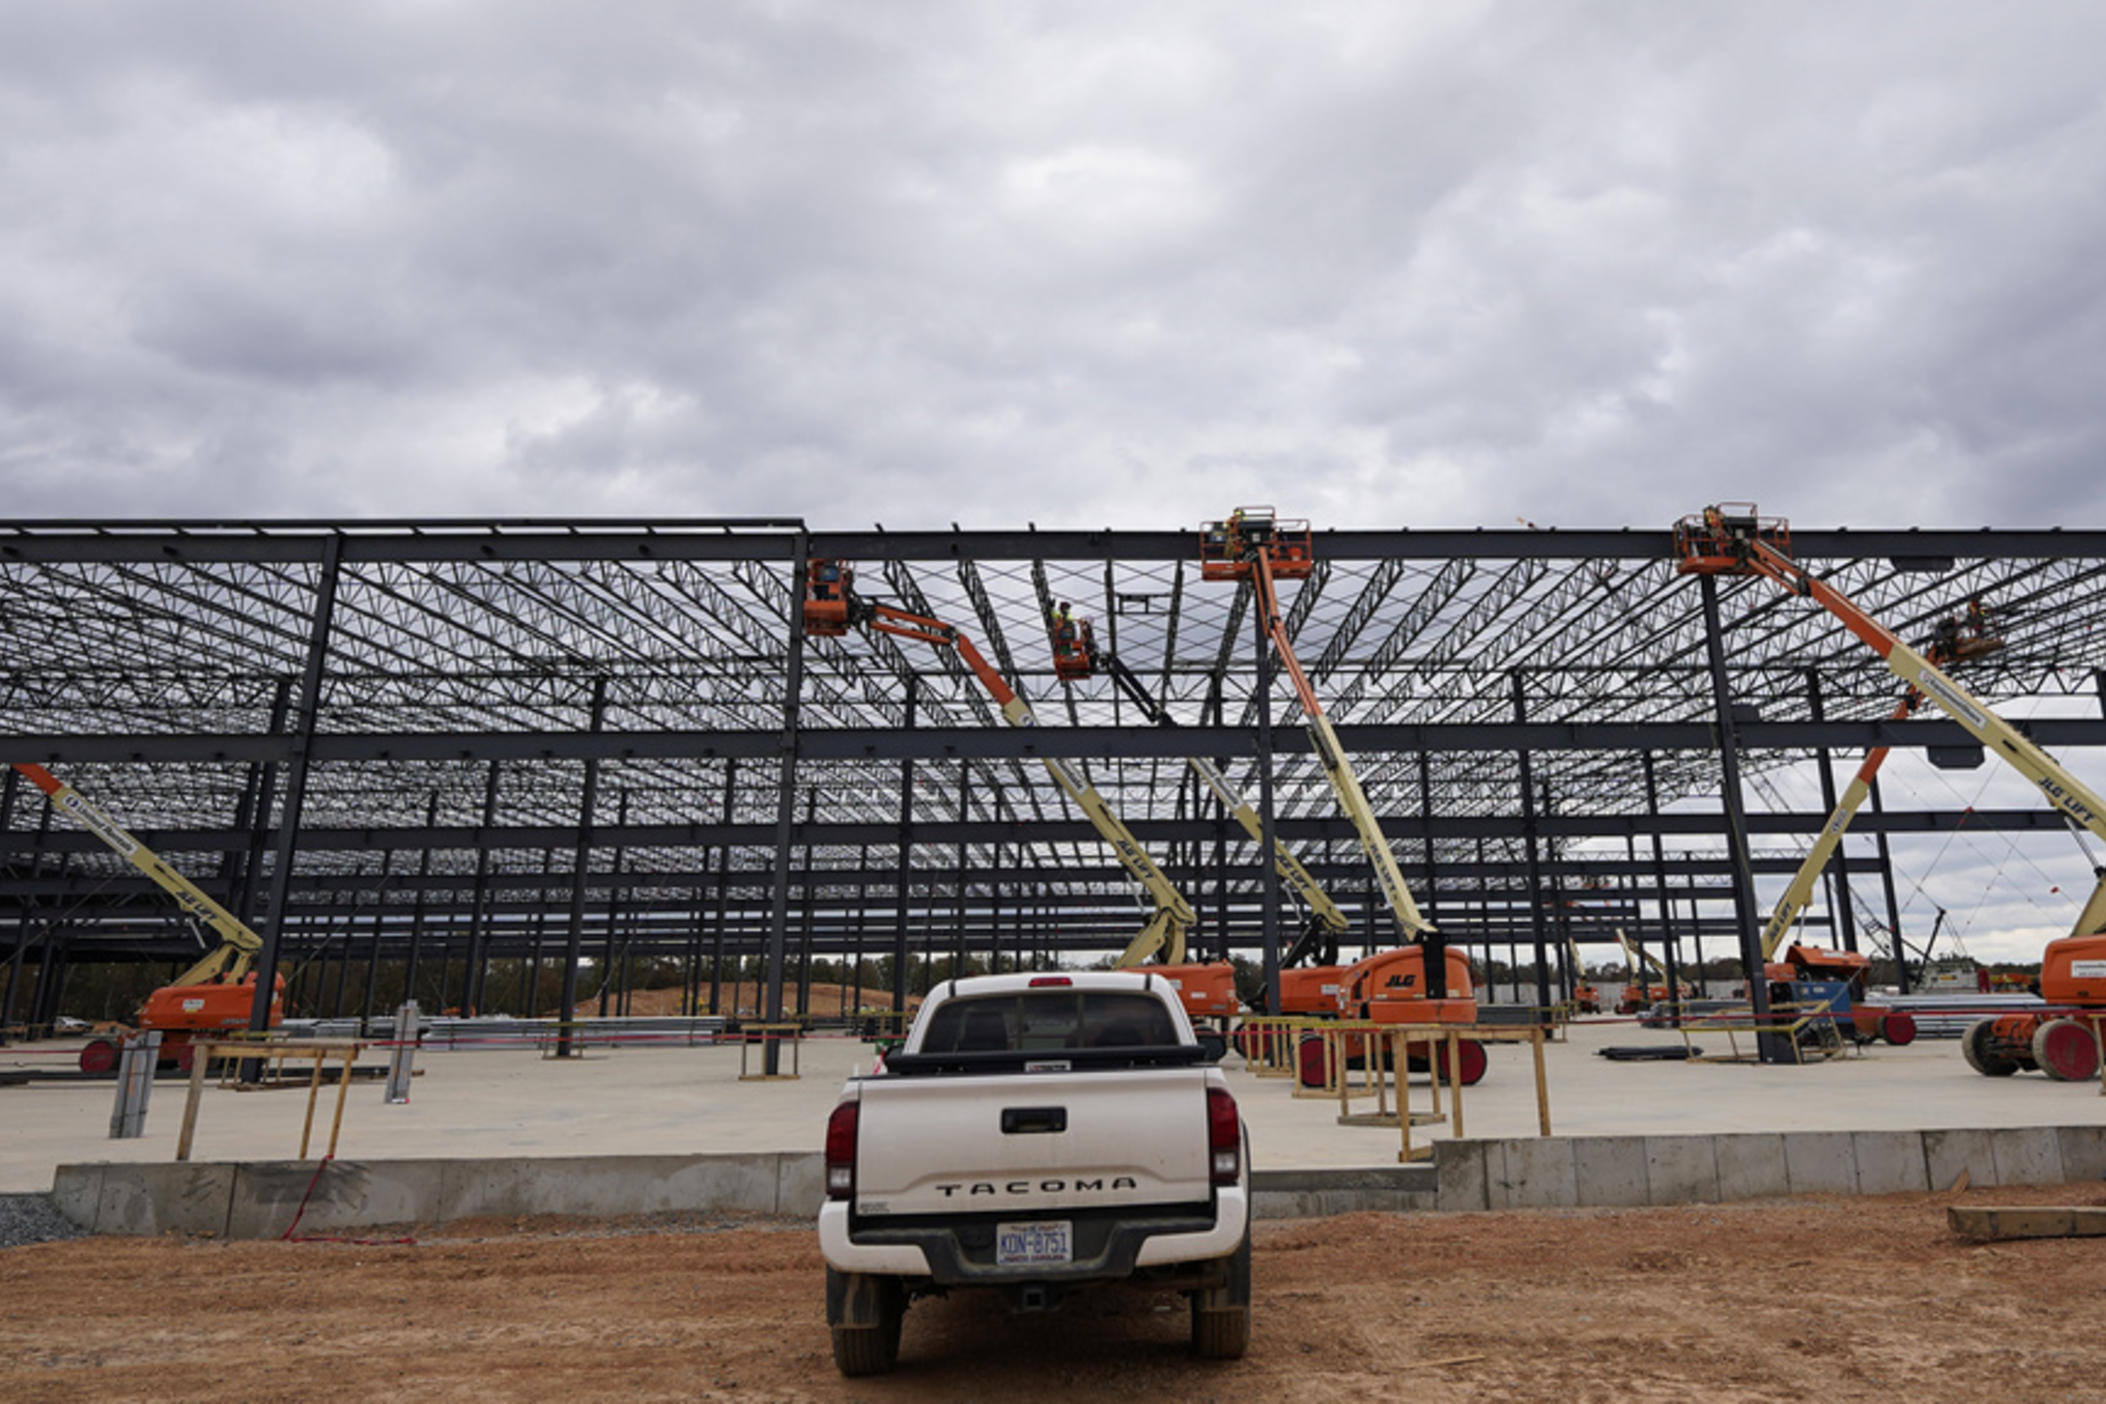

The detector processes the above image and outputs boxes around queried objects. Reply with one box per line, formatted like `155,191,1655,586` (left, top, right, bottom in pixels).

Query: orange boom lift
1201,509,1483,1085
802,562,1236,1021
1675,505,2106,1079
11,763,284,1073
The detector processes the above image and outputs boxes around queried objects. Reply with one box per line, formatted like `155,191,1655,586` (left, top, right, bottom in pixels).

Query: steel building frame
4,518,2106,1030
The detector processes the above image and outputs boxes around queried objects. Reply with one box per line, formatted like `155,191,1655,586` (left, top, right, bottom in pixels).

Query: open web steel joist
4,519,2106,1025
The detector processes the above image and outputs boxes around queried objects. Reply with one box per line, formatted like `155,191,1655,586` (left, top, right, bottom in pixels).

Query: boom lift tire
826,1267,905,1376
1189,1222,1251,1360
1294,1032,1487,1088
1961,1018,2020,1077
2031,1018,2102,1082
1879,1013,1918,1046
77,1038,119,1075
1424,1037,1489,1087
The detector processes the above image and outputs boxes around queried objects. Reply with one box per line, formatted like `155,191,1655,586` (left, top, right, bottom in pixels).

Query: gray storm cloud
0,2,2102,528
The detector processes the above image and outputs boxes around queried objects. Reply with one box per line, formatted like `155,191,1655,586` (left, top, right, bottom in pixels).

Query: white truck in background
817,970,1252,1375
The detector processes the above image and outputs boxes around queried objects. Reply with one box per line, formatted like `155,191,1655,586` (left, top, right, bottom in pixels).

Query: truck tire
825,1268,904,1376
1189,1226,1251,1360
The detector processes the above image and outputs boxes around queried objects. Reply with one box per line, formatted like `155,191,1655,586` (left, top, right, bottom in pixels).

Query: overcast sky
3,2,2104,528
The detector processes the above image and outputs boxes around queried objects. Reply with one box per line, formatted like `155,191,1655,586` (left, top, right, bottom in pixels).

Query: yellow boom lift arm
11,762,264,986
1757,691,1921,960
1755,619,1995,960
1244,544,1432,941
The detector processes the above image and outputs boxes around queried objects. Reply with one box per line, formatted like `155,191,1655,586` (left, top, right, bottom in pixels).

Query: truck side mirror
1195,1031,1228,1064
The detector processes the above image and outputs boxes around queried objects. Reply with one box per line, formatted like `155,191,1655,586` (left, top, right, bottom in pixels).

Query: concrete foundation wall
51,1124,2106,1237
1435,1124,2106,1213
53,1152,827,1239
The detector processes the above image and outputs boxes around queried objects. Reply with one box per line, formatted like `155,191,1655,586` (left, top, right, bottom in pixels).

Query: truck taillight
825,1100,859,1200
1029,976,1072,987
1206,1086,1240,1186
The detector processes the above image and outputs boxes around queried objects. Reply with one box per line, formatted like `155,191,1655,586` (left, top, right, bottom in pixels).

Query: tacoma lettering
933,1176,1139,1198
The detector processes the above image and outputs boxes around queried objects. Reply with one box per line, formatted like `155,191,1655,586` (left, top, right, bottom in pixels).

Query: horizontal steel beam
0,852,1886,909
8,717,2106,766
0,804,2084,861
6,522,2106,564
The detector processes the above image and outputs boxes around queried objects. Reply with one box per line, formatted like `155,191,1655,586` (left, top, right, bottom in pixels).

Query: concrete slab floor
4,1021,2104,1195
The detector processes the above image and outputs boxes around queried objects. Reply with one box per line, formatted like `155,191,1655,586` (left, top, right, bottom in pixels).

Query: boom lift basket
803,557,855,636
1671,504,1791,575
1049,614,1097,681
1199,507,1315,581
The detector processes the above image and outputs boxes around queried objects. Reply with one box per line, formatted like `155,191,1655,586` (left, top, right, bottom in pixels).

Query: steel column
557,677,609,1057
245,533,344,1046
1254,586,1281,1012
1514,674,1552,1015
762,531,810,1073
1869,775,1911,994
892,683,915,1013
1698,573,1782,1059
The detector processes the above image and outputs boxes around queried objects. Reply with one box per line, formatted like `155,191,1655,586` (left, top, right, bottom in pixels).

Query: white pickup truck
817,970,1252,1375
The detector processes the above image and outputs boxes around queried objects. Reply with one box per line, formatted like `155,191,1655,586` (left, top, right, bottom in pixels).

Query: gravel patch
0,1193,88,1248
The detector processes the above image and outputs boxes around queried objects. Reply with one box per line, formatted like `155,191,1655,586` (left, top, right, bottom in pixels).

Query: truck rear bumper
818,1186,1248,1283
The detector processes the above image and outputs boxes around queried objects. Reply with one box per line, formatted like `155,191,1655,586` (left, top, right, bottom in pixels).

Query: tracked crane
11,762,284,1072
1676,504,2106,1079
803,561,1236,1019
1201,509,1482,1084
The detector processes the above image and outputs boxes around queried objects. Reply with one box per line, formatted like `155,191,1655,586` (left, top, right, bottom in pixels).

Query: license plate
995,1219,1072,1266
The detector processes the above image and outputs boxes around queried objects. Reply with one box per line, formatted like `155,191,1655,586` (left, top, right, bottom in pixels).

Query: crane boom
846,601,1198,966
1678,506,2106,942
1246,549,1432,940
11,762,263,986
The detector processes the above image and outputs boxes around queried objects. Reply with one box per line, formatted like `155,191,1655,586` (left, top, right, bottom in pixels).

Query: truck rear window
918,991,1180,1055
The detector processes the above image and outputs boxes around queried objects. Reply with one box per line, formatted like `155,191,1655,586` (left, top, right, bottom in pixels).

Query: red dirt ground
4,1183,2102,1402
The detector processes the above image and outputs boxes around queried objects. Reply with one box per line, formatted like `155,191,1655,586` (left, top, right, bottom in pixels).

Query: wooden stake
326,1046,355,1157
298,1052,325,1160
1447,1029,1465,1139
1397,1031,1414,1164
1531,1025,1551,1136
174,1046,210,1162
